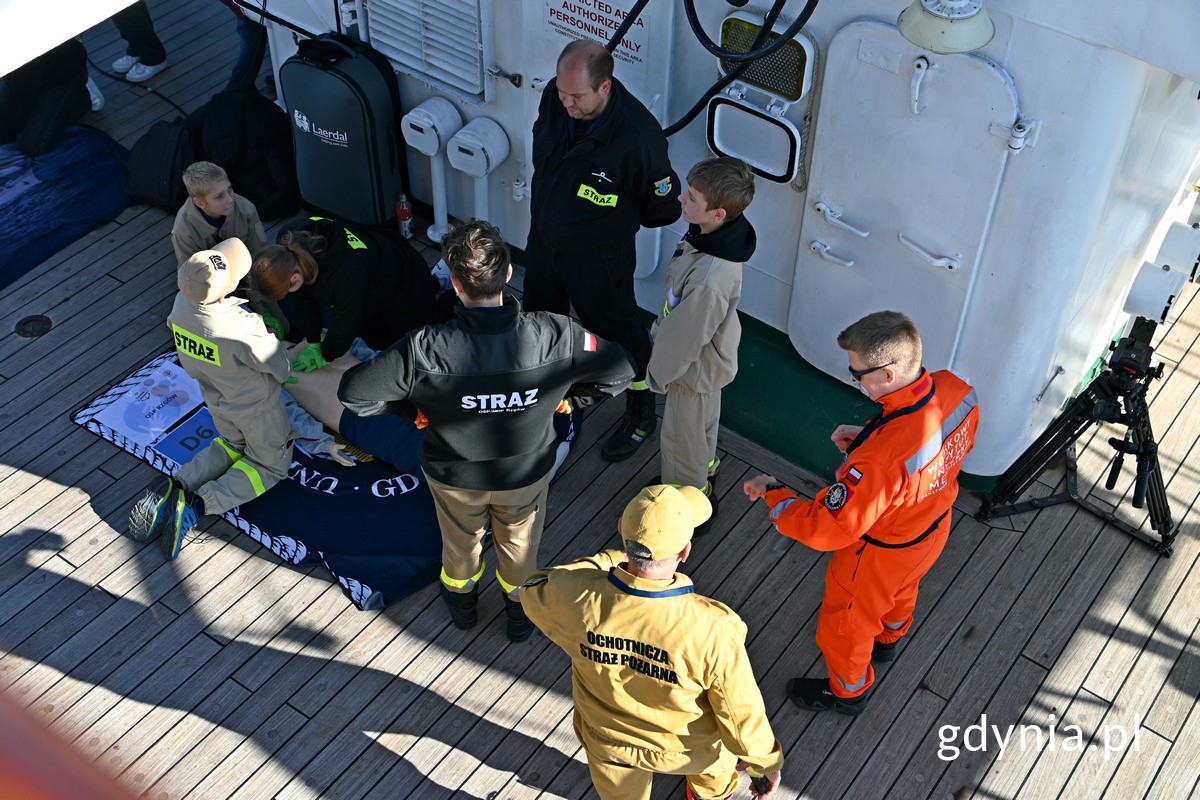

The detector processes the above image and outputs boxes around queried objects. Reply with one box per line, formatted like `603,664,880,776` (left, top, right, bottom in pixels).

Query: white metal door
787,19,1018,378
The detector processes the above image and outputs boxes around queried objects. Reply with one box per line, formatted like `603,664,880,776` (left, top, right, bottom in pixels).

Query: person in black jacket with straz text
338,219,635,642
525,39,681,463
252,216,453,372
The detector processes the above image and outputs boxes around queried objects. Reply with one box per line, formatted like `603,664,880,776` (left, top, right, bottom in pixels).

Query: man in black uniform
338,219,635,641
525,39,681,462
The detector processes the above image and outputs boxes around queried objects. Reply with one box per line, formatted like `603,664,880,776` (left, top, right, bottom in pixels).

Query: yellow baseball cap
621,484,712,560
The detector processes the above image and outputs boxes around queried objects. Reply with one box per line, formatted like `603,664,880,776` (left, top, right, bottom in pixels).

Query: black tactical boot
440,583,479,629
872,639,900,663
786,677,868,716
503,595,535,642
601,389,657,462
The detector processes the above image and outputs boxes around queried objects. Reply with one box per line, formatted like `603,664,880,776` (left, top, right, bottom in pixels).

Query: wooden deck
2,1,1199,797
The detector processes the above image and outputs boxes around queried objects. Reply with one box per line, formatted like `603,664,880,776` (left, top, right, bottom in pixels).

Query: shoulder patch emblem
823,482,850,511
653,176,672,196
846,466,863,485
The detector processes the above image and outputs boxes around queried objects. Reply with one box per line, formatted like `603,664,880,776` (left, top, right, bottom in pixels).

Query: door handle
898,233,960,270
911,56,929,115
810,241,854,267
815,202,870,237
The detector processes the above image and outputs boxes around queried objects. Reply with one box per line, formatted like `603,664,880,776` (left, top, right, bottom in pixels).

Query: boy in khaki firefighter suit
522,485,784,800
745,311,979,715
646,157,756,529
171,161,267,266
129,238,349,560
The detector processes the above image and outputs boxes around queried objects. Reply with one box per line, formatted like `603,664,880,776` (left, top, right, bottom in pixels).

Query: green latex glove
281,376,298,387
293,342,329,373
262,313,285,340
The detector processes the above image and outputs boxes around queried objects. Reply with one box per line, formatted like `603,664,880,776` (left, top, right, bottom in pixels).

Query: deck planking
2,1,1200,798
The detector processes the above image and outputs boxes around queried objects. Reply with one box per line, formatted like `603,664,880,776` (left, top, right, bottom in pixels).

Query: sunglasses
848,361,894,381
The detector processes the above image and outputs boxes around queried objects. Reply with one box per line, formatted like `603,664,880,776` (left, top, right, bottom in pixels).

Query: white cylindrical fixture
448,117,511,226
474,176,489,221
1155,221,1200,282
428,153,451,243
1125,261,1188,324
401,98,464,244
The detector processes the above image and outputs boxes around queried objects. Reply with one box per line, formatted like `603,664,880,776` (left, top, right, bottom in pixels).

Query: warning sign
544,0,648,68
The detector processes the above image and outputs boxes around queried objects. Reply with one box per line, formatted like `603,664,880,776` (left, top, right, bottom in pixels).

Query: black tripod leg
1127,403,1176,555
981,390,1098,517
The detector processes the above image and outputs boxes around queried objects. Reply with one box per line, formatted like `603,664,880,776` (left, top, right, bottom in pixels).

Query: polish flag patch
583,332,598,352
846,466,863,485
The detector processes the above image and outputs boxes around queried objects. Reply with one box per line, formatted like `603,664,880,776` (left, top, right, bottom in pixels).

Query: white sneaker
86,77,105,111
112,54,139,73
126,60,167,83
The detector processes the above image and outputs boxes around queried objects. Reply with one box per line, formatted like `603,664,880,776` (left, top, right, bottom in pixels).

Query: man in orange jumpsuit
744,311,978,714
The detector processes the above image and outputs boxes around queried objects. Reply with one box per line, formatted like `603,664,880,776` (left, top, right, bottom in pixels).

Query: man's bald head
557,39,613,91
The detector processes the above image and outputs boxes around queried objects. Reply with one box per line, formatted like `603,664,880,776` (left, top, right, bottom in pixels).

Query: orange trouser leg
815,520,951,697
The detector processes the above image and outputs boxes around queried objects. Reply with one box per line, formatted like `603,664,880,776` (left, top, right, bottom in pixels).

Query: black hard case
279,33,410,227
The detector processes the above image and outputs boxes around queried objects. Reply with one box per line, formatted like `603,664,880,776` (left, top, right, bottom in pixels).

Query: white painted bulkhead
250,0,1200,477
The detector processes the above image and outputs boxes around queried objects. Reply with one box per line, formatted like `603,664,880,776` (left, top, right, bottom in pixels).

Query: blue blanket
1,126,129,290
74,353,441,610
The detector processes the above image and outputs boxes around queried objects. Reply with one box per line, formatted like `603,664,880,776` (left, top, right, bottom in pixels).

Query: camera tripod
976,317,1179,556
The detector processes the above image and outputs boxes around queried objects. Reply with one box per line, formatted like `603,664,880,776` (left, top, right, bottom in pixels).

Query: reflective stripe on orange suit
764,370,978,698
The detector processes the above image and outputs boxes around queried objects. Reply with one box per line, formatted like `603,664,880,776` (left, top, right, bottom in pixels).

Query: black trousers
113,0,166,66
0,39,89,157
522,228,649,381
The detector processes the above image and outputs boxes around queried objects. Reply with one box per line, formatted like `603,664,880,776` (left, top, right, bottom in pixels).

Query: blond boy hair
181,161,229,198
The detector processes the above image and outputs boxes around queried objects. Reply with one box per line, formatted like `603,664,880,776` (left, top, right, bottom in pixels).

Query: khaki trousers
178,403,292,516
424,471,550,598
661,383,721,489
575,712,739,800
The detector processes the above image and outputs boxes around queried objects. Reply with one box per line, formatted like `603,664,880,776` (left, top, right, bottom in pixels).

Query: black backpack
124,117,194,211
189,90,300,220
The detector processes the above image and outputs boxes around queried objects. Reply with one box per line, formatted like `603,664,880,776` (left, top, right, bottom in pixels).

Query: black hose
664,0,820,136
683,0,816,63
606,0,653,53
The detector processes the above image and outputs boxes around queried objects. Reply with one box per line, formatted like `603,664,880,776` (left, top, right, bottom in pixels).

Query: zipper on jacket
851,544,866,583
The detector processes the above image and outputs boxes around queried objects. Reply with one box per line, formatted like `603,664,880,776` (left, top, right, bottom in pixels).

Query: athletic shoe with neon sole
127,478,178,542
161,488,201,560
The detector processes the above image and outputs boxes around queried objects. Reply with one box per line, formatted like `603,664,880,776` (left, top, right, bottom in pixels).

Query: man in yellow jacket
522,485,783,800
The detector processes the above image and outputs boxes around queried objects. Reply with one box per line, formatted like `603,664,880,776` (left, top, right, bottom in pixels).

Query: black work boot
440,583,479,629
601,389,657,462
872,639,899,663
786,677,868,716
503,595,535,642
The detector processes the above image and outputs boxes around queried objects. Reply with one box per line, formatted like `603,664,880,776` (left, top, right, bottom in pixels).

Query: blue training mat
0,125,130,290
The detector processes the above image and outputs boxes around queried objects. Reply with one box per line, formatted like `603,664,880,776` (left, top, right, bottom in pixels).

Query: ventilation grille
364,0,487,102
719,16,808,102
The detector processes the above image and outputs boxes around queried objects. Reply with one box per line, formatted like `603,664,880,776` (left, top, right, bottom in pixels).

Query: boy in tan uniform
129,239,347,559
522,485,783,800
645,158,756,528
171,161,267,265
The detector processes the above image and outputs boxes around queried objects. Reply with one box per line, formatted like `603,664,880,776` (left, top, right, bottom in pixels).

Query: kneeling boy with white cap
129,238,347,559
